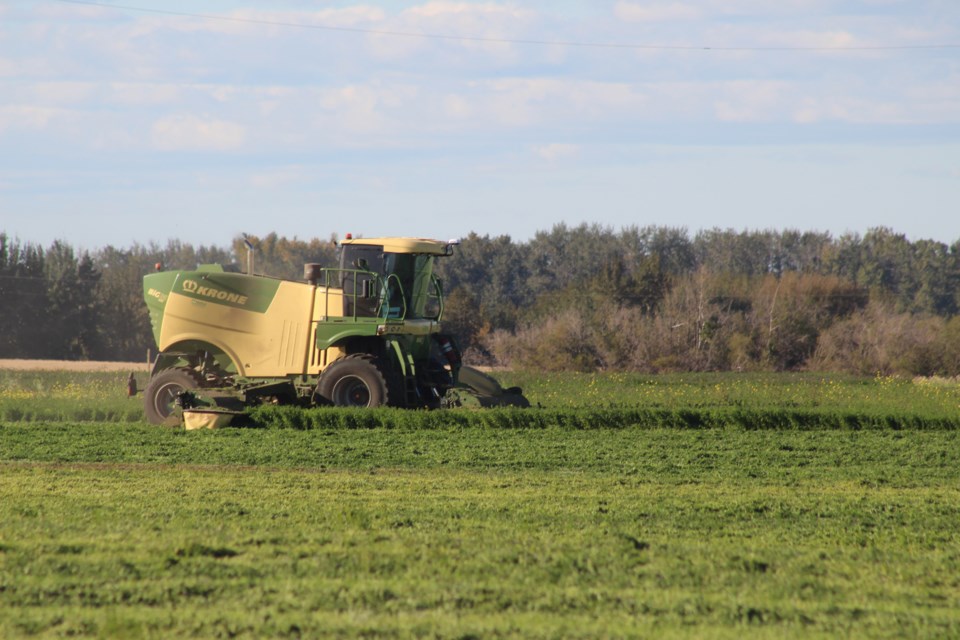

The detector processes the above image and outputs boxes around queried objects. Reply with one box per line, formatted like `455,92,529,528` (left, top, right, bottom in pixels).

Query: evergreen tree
44,241,102,359
0,235,46,357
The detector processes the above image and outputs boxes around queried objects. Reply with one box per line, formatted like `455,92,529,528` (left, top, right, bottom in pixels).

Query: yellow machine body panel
159,280,321,377
306,288,346,373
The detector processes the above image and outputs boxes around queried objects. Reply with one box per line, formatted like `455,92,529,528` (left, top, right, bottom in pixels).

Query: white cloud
249,166,308,189
764,29,860,49
142,6,387,36
614,2,702,22
792,97,908,125
792,99,842,124
405,2,533,22
12,82,95,106
904,81,960,122
713,81,790,122
535,143,580,162
31,2,115,21
0,57,22,78
0,105,65,133
150,114,246,151
695,0,844,18
314,84,414,135
108,82,182,107
442,94,473,119
367,2,535,59
479,78,648,127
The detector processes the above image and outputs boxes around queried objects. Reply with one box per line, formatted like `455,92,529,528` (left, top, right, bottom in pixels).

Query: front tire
143,368,201,425
315,356,390,408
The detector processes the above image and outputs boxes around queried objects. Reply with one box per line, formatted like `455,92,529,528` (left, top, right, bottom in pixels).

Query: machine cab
336,237,453,321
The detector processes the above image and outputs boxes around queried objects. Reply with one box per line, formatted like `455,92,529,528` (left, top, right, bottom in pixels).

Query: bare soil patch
0,359,149,372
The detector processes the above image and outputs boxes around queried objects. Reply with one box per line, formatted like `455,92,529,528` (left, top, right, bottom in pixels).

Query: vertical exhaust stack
242,234,255,275
304,263,323,286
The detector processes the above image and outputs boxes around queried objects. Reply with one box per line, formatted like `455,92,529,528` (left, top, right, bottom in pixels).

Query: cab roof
339,236,453,255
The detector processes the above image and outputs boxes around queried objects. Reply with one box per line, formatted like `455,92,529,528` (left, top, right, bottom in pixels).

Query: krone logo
181,279,249,306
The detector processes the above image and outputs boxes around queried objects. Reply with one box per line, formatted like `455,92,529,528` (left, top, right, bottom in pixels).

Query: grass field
1,367,959,638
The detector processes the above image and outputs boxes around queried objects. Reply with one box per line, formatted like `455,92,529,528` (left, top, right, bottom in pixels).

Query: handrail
315,268,408,322
379,273,407,320
428,274,444,321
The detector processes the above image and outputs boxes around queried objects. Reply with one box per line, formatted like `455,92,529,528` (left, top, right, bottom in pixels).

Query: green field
1,370,959,638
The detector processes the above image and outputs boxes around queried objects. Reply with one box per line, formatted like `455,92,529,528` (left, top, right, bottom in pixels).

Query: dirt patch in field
0,360,149,372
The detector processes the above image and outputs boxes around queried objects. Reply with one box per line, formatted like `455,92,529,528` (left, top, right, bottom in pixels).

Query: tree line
2,225,958,376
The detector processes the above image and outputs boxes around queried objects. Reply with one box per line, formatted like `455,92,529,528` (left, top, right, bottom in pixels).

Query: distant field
1,369,959,637
0,359,149,372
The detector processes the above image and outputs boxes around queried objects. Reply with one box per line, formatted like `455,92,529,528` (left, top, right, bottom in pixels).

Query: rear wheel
316,356,390,408
143,368,201,426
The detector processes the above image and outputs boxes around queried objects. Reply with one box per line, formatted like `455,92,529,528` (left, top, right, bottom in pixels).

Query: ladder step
404,375,418,405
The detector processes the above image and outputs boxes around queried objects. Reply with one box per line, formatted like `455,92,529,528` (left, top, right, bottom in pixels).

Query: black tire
316,355,390,408
143,368,201,426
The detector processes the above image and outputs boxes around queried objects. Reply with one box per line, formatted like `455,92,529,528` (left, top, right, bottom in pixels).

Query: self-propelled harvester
142,236,527,424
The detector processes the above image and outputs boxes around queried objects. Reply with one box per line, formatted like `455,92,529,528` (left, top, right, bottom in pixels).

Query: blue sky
2,0,958,250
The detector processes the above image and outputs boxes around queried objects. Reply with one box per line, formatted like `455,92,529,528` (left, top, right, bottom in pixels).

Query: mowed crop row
2,368,960,428
1,368,960,637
